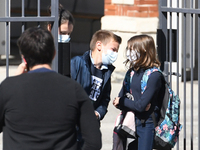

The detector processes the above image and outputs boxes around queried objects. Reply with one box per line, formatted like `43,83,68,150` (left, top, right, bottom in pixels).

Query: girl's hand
15,63,28,75
113,97,120,108
145,103,151,111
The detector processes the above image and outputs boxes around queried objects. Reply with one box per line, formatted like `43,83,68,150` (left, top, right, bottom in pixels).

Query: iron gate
0,0,59,77
157,0,200,150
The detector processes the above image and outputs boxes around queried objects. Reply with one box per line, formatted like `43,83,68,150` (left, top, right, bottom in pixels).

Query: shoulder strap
124,69,134,93
141,67,162,126
141,67,160,94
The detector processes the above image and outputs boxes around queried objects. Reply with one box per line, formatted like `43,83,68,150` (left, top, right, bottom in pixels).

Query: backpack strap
141,67,160,94
124,69,134,94
141,67,162,126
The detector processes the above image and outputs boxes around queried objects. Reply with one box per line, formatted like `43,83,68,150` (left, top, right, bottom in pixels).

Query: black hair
17,27,55,68
48,4,74,28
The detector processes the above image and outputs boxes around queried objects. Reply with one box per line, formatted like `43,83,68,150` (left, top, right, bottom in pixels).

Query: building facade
102,0,159,79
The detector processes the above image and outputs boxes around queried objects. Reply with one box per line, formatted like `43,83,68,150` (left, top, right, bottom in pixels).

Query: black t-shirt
89,64,104,102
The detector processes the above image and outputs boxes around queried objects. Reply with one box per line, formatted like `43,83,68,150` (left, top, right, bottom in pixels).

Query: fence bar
50,0,59,72
176,1,180,150
160,0,168,82
169,15,172,85
198,14,200,150
183,11,187,150
37,0,40,17
183,0,187,148
22,0,25,36
198,2,200,150
0,17,55,22
6,0,10,77
37,0,40,27
161,7,200,14
22,0,24,17
190,1,194,150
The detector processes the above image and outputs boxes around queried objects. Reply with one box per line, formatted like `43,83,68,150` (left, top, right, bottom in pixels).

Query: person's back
0,27,101,150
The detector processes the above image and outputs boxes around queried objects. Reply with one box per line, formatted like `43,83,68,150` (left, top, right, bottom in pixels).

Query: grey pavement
0,64,199,150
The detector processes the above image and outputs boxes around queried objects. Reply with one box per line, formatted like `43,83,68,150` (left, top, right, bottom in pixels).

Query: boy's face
100,39,120,65
101,39,120,54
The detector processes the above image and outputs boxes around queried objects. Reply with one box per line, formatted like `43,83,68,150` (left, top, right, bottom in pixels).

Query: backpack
141,67,182,149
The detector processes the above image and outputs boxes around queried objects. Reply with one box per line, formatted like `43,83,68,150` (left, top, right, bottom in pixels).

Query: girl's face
126,43,140,62
126,49,140,62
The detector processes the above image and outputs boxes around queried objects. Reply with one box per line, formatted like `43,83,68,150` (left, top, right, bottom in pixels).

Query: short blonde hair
125,34,160,71
90,30,121,51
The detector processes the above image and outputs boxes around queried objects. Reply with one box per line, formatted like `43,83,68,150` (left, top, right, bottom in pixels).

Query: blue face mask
58,34,70,43
102,50,118,65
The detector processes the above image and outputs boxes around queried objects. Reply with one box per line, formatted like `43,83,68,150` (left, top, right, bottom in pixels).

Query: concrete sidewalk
0,65,199,150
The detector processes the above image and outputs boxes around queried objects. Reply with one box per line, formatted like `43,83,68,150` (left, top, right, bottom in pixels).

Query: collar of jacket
82,50,115,72
82,50,115,88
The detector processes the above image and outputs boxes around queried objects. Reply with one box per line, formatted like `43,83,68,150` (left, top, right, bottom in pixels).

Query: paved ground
0,64,199,150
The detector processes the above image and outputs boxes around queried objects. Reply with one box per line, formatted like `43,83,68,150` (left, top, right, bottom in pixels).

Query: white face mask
58,34,70,43
102,50,118,65
126,49,140,62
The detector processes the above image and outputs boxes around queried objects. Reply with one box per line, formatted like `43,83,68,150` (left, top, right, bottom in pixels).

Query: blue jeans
127,116,155,150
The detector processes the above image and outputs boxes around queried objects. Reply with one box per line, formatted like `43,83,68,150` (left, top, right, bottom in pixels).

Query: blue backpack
141,67,182,149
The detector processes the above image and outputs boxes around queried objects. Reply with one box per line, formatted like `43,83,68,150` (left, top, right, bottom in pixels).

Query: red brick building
105,0,158,17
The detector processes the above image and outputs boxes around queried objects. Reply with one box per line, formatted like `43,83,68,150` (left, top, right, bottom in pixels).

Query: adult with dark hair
113,35,165,150
0,27,101,150
47,3,74,43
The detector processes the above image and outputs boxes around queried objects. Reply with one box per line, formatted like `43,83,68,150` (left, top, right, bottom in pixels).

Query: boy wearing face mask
71,30,122,121
47,4,74,43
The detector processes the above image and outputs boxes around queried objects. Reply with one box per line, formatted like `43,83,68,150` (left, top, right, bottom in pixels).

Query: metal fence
157,0,200,150
0,0,59,77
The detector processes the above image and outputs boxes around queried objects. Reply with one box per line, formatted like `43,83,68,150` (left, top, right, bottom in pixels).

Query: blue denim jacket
71,51,115,120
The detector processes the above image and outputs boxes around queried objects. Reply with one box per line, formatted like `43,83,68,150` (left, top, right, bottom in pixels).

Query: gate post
198,1,200,149
51,0,59,72
0,1,6,56
157,0,168,81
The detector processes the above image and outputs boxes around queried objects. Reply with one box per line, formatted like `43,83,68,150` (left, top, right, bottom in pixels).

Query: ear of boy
96,41,102,52
91,41,104,69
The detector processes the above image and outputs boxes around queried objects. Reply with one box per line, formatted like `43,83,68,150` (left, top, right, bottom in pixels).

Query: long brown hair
125,34,160,71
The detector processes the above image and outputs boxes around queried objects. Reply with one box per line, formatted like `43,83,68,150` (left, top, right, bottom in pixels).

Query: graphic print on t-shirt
89,75,103,101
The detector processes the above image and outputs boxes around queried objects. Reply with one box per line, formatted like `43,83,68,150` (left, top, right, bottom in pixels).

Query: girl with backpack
113,35,165,150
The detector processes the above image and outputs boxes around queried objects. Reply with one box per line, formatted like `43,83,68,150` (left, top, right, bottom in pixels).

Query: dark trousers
127,117,155,150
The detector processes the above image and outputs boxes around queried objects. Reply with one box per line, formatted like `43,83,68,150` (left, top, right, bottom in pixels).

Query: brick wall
105,0,158,17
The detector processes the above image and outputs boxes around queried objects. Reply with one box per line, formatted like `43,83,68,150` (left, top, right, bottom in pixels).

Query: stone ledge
101,16,158,34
